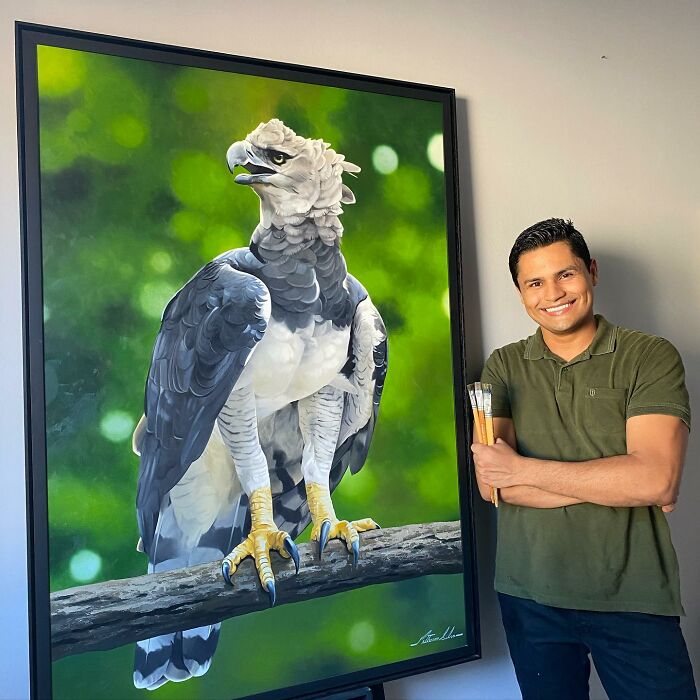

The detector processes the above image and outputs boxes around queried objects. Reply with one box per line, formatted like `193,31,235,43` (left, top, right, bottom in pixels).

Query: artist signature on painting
409,626,464,647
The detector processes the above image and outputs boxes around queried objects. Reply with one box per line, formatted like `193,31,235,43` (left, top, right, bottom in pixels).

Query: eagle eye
269,150,290,166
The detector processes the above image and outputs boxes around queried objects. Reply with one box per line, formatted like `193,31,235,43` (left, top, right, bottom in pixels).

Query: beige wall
1,1,698,698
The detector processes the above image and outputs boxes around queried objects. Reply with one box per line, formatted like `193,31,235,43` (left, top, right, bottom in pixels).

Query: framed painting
16,22,479,700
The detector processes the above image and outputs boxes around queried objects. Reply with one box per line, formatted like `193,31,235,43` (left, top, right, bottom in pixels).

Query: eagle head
226,119,360,229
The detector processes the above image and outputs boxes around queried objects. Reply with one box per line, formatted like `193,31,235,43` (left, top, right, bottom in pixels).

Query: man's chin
538,312,594,336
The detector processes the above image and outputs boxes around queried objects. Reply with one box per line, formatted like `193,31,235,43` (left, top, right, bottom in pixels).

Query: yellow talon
221,487,298,602
306,482,380,560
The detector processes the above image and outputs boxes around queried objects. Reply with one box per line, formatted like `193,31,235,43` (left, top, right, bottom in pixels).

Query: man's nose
543,281,566,301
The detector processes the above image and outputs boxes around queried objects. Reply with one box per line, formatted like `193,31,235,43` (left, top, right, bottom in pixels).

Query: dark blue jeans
498,593,697,700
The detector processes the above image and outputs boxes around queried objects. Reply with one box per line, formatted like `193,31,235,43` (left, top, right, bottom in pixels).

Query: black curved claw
266,580,276,607
351,539,360,566
221,559,232,585
319,520,332,558
284,536,300,574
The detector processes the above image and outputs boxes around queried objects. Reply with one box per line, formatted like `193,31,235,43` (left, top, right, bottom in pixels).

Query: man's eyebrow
522,266,579,285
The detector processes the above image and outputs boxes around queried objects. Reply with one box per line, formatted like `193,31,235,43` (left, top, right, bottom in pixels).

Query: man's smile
542,300,575,315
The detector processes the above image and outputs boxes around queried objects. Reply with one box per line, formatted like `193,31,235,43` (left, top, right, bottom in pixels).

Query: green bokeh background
37,45,470,699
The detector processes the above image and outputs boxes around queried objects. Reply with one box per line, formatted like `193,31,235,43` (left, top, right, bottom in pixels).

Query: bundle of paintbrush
467,382,498,507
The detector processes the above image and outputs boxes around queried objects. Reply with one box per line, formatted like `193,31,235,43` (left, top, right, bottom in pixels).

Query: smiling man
472,219,696,699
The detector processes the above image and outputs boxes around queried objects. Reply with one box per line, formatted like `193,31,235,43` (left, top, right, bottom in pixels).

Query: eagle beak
226,141,249,174
226,140,275,186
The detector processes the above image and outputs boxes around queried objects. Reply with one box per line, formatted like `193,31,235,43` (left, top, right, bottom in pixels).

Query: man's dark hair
508,218,592,287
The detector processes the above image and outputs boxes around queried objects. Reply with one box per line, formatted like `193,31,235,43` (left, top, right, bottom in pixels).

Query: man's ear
589,259,599,286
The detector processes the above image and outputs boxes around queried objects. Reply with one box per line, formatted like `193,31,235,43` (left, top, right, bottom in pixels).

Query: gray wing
135,256,270,556
333,294,388,476
266,289,388,537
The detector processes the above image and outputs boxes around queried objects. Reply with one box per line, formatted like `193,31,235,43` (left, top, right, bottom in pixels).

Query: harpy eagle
132,119,388,689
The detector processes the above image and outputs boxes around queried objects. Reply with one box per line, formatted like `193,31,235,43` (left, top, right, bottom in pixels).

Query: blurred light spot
372,145,399,175
416,457,457,506
110,115,147,149
348,620,376,652
69,549,102,583
66,109,91,134
173,76,210,113
337,469,378,503
384,166,431,211
388,224,422,265
150,251,173,273
39,132,77,173
427,133,444,172
200,224,245,260
100,410,135,443
171,152,230,213
43,305,51,322
442,288,451,318
37,46,86,98
138,281,178,320
170,210,205,242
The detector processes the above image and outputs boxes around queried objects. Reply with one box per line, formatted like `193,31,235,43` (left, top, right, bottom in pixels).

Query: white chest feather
235,317,351,416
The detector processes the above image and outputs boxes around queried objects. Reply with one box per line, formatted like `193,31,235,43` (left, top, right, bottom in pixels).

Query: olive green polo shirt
482,315,691,615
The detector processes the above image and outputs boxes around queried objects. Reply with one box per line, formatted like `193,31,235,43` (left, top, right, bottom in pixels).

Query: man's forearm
522,453,673,507
472,415,686,509
498,485,584,508
474,474,583,508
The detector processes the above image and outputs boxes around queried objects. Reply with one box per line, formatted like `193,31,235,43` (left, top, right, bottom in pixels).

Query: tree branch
51,520,463,660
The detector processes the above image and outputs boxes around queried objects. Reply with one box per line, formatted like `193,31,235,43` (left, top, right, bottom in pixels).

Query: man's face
516,241,598,336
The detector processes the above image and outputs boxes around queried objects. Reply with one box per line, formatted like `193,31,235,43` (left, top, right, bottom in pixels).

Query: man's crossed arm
471,415,688,510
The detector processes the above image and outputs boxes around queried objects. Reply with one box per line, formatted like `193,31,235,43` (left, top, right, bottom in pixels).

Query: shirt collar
523,314,617,361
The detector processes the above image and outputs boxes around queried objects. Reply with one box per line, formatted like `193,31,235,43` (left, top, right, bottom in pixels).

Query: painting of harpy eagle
132,119,388,689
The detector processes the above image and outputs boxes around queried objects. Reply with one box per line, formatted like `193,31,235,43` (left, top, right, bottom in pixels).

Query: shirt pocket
583,387,628,434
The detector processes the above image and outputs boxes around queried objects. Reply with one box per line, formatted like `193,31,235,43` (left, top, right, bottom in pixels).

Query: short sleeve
626,338,691,430
481,349,511,418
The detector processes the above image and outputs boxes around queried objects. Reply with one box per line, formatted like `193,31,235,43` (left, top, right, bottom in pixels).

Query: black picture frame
16,21,480,700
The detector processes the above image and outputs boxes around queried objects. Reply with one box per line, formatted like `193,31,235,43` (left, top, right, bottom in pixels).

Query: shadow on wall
594,250,661,334
595,248,700,664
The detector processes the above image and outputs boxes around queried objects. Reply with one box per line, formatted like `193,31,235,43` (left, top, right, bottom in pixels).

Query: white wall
1,1,698,698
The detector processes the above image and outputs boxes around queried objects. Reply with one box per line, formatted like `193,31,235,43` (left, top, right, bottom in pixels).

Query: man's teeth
545,302,572,312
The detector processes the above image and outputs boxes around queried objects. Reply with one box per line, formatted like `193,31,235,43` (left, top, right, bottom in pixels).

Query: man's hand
471,438,528,489
470,417,585,508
